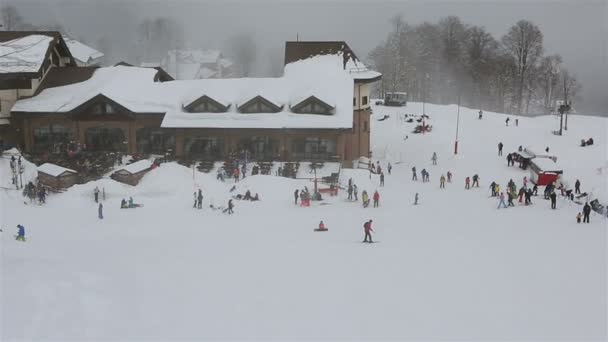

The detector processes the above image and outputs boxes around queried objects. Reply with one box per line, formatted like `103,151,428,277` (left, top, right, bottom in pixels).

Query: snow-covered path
1,102,606,340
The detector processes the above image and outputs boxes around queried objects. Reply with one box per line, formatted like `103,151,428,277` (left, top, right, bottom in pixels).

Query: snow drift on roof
531,157,562,171
14,54,359,129
114,160,153,174
38,163,77,177
0,35,53,74
63,36,103,64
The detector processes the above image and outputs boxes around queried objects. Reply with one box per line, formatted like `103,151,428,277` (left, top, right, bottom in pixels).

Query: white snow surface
1,102,606,340
13,55,355,129
0,35,53,74
37,163,77,177
114,160,153,175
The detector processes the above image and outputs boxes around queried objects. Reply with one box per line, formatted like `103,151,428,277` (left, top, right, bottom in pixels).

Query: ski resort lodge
2,35,381,165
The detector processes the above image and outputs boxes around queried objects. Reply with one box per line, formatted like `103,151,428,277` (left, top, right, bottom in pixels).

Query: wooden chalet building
10,41,381,166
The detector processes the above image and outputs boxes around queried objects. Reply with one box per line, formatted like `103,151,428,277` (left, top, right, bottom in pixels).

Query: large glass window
291,137,337,160
238,136,279,161
184,136,224,160
33,124,72,153
136,128,175,154
85,127,127,151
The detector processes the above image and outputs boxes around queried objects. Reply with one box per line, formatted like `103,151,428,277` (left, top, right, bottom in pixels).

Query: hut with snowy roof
110,160,153,186
37,163,78,189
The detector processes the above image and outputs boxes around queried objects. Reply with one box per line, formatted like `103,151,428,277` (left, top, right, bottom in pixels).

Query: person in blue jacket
16,224,25,241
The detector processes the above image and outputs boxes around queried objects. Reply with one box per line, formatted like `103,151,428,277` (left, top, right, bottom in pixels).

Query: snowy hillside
1,102,606,340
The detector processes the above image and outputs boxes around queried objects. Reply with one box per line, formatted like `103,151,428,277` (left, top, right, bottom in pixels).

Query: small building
529,157,563,186
37,162,78,189
63,36,104,66
111,159,153,186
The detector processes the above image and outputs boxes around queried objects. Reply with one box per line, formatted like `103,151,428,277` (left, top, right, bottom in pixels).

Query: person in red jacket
373,190,380,208
363,219,374,243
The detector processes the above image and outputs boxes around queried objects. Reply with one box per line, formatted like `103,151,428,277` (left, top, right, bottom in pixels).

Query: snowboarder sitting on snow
252,193,260,201
244,190,252,201
363,220,374,243
315,220,328,232
15,224,25,241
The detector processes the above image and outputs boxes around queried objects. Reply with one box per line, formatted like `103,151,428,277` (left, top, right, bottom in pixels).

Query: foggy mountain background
3,0,607,115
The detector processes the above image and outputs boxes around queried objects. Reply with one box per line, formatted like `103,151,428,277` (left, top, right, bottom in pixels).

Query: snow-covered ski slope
1,102,606,340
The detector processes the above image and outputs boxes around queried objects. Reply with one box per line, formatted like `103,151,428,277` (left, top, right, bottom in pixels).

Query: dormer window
184,95,229,113
291,96,334,115
238,95,282,114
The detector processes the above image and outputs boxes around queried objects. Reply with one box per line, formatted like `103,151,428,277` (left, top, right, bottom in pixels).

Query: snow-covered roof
531,157,562,172
37,163,77,177
0,35,54,74
63,36,103,65
114,160,153,175
14,54,358,130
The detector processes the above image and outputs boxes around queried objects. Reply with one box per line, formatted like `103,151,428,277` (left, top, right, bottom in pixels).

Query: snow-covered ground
1,102,606,340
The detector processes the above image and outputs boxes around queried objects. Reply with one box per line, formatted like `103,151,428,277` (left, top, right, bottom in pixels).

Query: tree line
367,15,582,115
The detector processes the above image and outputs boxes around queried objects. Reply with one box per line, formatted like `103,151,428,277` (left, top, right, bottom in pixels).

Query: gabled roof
184,94,230,112
69,93,134,116
238,95,283,113
290,95,335,114
63,36,103,64
114,160,152,175
37,163,77,177
0,31,76,78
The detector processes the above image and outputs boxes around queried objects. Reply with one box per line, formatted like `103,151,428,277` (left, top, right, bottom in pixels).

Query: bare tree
464,26,498,108
538,54,562,112
559,69,582,105
1,5,24,30
502,20,543,114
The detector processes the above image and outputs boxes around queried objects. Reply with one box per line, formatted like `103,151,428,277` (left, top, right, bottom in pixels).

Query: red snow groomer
529,157,563,186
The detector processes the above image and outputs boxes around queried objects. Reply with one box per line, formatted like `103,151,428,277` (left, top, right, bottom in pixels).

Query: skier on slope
387,162,392,175
380,173,385,187
583,202,591,223
490,181,497,196
15,224,25,242
465,176,471,190
227,199,234,214
431,152,438,165
363,220,374,243
362,190,370,208
412,166,418,181
94,186,100,203
497,192,508,209
294,189,299,205
472,174,480,187
498,142,503,156
414,193,419,205
550,191,557,209
353,184,358,201
197,189,203,209
447,171,452,183
193,191,197,208
575,179,581,194
373,190,380,208
439,174,446,189
98,203,104,219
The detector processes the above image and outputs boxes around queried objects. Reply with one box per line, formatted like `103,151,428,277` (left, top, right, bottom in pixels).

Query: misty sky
7,0,608,114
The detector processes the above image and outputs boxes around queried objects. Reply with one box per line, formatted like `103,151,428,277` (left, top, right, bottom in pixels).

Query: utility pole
454,92,461,155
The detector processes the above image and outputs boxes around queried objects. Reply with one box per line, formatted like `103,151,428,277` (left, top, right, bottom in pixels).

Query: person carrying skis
497,192,508,209
373,190,380,208
431,152,438,165
498,142,503,156
472,174,480,187
15,224,25,242
294,189,299,205
363,220,374,243
380,173,385,187
447,171,452,183
465,176,471,189
98,203,104,219
439,174,446,189
412,166,418,181
197,189,203,209
575,179,581,194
